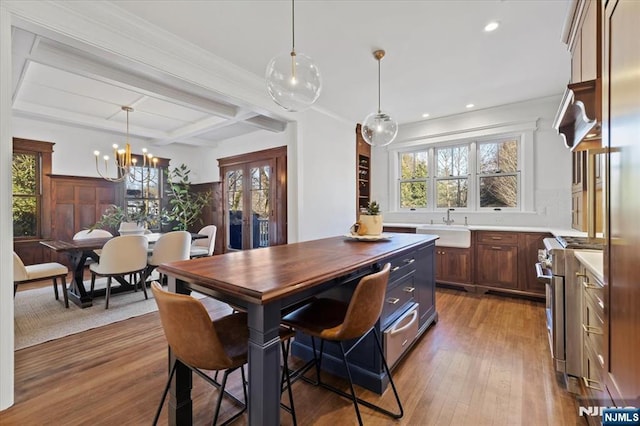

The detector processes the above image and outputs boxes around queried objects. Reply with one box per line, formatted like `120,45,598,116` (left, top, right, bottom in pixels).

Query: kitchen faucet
443,208,454,225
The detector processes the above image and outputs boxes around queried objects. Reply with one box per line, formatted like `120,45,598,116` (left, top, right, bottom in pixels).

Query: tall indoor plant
162,163,211,231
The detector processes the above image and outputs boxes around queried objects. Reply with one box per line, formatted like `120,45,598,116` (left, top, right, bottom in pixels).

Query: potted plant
359,200,383,235
161,164,211,231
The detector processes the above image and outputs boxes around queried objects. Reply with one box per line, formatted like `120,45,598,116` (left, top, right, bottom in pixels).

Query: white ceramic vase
359,214,383,236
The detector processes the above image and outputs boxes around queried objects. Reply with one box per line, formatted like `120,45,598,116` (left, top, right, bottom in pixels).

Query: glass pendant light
361,49,398,147
265,0,322,112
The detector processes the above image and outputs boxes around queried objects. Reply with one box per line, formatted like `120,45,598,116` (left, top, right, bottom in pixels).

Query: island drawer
381,270,416,330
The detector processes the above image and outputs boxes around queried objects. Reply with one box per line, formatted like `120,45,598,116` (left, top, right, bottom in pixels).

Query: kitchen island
157,233,437,426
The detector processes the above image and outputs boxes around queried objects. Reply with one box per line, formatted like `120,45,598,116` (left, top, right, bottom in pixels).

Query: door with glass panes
224,159,276,251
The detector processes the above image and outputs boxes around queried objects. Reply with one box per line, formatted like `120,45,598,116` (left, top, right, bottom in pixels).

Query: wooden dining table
40,232,204,308
157,233,437,426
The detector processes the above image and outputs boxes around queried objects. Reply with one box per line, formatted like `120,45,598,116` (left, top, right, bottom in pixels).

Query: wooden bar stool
282,263,403,425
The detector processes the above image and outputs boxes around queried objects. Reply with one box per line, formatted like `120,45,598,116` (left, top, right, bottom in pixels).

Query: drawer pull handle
596,297,604,310
404,258,415,264
582,324,603,335
386,297,400,305
491,246,502,250
597,354,604,367
582,376,602,391
582,281,599,290
490,236,502,240
391,266,400,272
389,309,419,335
403,286,415,294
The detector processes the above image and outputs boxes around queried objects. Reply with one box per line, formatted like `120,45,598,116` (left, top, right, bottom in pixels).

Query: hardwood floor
1,287,581,425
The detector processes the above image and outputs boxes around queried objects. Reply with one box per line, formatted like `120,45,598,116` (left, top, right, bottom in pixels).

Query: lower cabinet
291,241,437,394
435,247,471,285
475,231,519,289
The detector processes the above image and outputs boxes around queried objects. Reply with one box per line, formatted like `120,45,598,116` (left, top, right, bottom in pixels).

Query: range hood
553,78,602,151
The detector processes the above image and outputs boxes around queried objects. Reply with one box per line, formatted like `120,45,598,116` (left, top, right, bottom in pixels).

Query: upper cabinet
554,0,602,152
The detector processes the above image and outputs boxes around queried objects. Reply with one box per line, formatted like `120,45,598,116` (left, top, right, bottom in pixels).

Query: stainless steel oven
536,236,602,390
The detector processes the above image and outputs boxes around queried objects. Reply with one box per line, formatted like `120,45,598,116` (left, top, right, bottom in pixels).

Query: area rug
13,277,205,350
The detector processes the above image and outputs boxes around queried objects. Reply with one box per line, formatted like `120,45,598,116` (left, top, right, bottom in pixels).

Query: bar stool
282,263,402,425
151,282,297,425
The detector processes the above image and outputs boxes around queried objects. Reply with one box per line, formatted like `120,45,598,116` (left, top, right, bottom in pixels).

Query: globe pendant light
265,0,322,112
361,49,398,147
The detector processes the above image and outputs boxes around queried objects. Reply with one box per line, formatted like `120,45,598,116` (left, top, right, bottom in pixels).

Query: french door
220,147,287,251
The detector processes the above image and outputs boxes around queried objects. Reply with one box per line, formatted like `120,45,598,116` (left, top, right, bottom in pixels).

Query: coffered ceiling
11,0,572,147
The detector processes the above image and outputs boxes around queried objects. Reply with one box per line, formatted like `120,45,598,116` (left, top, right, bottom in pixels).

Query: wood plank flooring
0,287,582,425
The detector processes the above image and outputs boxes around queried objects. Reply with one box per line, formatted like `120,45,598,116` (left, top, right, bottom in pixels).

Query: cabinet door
571,32,582,83
518,233,550,295
475,244,518,288
580,0,599,82
436,247,471,284
603,0,640,405
415,243,436,328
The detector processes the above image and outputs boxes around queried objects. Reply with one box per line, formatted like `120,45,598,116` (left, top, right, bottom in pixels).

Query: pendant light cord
291,0,295,53
377,58,381,113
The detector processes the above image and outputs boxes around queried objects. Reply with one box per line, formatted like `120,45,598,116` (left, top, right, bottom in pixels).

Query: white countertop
384,222,582,237
574,251,604,282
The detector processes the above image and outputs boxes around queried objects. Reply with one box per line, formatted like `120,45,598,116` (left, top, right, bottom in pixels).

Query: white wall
374,96,572,229
12,116,214,180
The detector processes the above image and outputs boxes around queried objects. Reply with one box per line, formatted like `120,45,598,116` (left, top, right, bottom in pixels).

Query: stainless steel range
536,235,603,391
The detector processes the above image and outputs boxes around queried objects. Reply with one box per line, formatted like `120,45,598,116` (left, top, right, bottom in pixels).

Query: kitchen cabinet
435,247,472,285
567,0,601,84
475,231,519,290
576,260,606,426
602,0,640,411
355,124,371,218
518,232,551,295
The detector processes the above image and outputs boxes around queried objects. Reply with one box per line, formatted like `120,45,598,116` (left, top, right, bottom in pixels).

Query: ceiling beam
31,39,239,119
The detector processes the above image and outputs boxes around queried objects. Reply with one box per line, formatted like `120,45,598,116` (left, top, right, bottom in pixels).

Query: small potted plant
359,200,383,236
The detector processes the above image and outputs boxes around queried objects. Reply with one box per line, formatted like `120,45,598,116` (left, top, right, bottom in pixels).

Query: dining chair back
190,225,217,258
147,231,191,284
73,229,113,260
13,251,70,308
89,235,149,309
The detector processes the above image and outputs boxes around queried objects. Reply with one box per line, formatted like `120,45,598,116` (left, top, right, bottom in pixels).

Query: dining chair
13,251,70,308
73,229,113,259
189,225,217,258
89,235,149,309
151,282,297,425
145,231,191,284
281,263,402,425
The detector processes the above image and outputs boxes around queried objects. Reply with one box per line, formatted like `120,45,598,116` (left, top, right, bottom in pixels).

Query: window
396,136,521,211
477,139,519,208
436,144,469,208
399,151,428,209
12,139,53,239
123,155,169,231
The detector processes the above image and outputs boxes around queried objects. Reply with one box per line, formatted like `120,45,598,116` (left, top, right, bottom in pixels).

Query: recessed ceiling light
466,103,475,109
422,113,430,118
484,21,499,32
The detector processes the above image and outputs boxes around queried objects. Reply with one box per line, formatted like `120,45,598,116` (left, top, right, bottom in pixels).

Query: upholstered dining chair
281,263,402,425
13,251,70,308
151,282,297,425
89,235,148,309
145,231,191,284
73,229,113,259
189,225,217,258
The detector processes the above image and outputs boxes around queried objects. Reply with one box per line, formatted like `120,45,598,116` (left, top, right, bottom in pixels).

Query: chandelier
93,106,157,183
361,49,398,147
265,0,322,112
